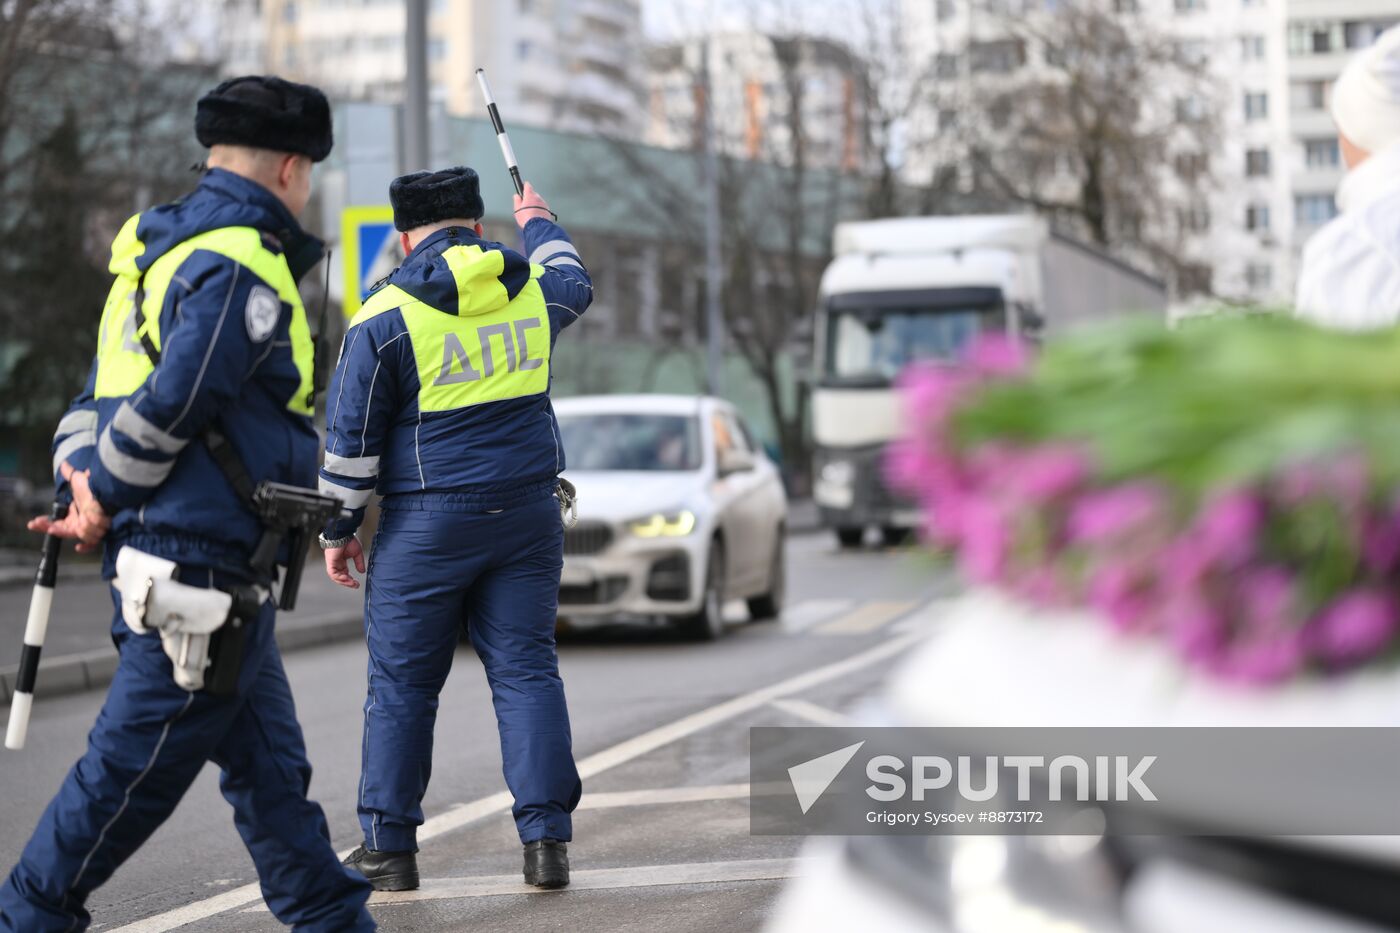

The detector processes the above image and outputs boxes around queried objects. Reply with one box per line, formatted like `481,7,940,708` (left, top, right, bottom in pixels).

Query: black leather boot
343,844,419,891
523,839,570,888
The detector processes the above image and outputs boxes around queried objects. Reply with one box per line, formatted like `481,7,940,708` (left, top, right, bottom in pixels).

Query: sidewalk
0,568,366,704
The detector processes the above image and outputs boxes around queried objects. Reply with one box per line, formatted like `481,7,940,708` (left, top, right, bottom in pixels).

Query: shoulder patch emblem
245,285,281,342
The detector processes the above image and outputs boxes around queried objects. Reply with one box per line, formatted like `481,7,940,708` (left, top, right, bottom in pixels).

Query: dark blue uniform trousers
0,576,374,932
359,494,582,851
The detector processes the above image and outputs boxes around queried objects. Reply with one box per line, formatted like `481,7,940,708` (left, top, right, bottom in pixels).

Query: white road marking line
107,628,924,932
812,600,916,636
779,598,854,633
577,783,752,809
369,858,808,905
769,698,853,727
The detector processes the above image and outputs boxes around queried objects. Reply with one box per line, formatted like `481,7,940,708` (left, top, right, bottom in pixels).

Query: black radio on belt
247,481,343,611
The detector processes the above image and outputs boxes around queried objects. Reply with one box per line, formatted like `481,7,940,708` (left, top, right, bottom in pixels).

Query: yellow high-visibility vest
94,215,315,414
350,243,551,413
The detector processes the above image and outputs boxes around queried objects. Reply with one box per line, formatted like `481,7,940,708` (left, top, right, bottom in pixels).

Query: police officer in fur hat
319,168,591,890
0,77,375,932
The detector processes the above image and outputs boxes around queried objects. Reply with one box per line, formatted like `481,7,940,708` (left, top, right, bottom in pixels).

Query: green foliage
950,315,1400,500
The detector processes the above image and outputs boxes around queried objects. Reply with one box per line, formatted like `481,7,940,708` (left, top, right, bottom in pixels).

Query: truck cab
811,215,1164,548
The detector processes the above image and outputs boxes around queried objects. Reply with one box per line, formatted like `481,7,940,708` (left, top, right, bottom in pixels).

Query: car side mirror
718,447,756,477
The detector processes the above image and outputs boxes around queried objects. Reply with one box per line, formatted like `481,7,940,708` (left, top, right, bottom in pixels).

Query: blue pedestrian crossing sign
340,205,402,318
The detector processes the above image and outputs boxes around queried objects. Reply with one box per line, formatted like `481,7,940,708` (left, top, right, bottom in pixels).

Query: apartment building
901,0,1300,301
1285,1,1400,254
645,32,867,171
218,0,645,139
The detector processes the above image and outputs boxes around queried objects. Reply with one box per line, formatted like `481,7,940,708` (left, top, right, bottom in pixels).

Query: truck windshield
826,308,989,382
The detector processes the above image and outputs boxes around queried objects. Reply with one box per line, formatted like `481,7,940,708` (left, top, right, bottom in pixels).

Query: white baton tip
476,67,484,74
5,693,33,750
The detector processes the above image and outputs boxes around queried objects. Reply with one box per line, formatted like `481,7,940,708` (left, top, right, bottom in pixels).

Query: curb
0,563,104,592
0,612,364,706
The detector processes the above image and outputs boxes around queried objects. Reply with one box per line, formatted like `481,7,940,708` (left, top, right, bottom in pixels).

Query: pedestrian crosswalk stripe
811,600,916,635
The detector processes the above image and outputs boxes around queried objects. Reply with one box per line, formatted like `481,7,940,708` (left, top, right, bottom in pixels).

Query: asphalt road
0,533,955,932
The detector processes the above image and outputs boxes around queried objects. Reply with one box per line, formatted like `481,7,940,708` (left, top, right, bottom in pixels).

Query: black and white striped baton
5,501,67,750
475,68,525,197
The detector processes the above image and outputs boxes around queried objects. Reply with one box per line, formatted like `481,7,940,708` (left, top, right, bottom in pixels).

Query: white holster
114,547,234,692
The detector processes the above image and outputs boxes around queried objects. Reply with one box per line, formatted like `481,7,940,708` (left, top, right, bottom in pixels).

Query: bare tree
0,1,216,488
946,0,1220,290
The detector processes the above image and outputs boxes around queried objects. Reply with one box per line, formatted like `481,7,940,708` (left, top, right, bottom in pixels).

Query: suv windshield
826,307,994,382
558,413,703,472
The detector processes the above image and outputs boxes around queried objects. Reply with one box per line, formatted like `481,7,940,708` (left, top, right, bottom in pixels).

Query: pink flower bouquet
889,317,1400,685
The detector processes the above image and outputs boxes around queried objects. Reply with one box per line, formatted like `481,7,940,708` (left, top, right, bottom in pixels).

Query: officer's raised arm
514,182,593,336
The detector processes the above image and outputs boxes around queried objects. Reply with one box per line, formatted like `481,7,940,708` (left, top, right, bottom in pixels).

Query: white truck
811,214,1167,548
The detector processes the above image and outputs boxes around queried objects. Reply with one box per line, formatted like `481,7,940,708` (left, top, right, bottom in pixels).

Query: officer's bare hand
28,463,109,553
325,536,366,589
513,182,553,228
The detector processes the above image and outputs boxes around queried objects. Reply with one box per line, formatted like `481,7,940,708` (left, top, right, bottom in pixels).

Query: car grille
558,576,629,606
564,521,613,556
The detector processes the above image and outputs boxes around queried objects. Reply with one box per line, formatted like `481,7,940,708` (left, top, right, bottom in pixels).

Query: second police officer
0,77,375,931
319,168,591,890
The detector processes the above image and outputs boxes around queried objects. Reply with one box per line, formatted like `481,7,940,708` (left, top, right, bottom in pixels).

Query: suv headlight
629,510,697,538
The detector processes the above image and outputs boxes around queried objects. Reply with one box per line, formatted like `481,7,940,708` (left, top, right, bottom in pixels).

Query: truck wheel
880,526,912,547
836,527,864,549
679,539,726,640
747,533,785,620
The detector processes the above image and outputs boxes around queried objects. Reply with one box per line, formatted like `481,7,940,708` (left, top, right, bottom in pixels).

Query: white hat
1332,24,1400,155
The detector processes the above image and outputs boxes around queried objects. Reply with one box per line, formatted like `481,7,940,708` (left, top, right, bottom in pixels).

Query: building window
936,0,957,22
1245,203,1270,232
1174,0,1205,12
1290,79,1330,112
1346,21,1397,50
1239,35,1266,61
1175,95,1207,122
1244,92,1268,121
428,38,446,60
1178,264,1213,296
934,53,959,79
1245,148,1271,177
1176,40,1208,64
1245,263,1273,291
969,39,1026,74
1114,0,1140,12
1304,137,1341,168
517,39,531,60
1289,22,1344,55
1296,193,1338,227
1175,151,1208,180
1179,204,1211,233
